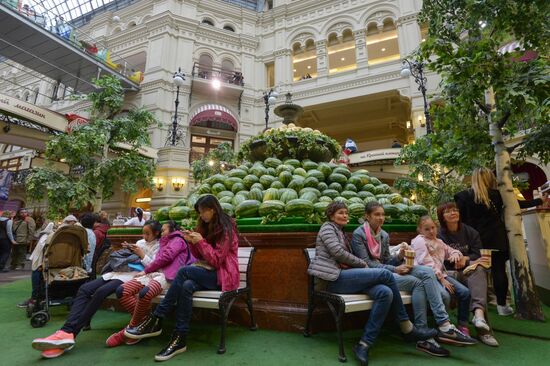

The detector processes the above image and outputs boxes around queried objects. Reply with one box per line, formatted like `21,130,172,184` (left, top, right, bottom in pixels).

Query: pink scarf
363,223,381,260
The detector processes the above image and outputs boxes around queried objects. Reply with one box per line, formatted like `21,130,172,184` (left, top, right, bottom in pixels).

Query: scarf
363,222,381,260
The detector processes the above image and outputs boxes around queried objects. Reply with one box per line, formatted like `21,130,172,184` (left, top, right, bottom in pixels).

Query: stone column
315,40,328,78
353,29,368,69
150,146,191,211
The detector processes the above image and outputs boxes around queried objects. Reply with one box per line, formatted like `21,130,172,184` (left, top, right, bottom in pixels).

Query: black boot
154,332,187,362
402,326,438,342
124,314,162,339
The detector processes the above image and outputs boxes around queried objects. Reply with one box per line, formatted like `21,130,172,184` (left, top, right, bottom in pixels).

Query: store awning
190,104,238,131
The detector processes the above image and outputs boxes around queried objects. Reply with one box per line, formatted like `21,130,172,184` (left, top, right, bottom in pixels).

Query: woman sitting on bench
307,202,437,366
124,194,239,362
106,220,195,347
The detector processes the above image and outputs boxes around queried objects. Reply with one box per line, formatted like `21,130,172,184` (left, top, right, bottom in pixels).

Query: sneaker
125,338,141,346
41,345,74,359
352,342,369,366
479,333,499,347
106,330,126,348
416,339,450,357
124,314,162,340
436,325,477,346
17,299,32,308
402,326,439,342
472,317,491,332
154,332,187,362
457,325,471,337
497,305,514,316
32,330,75,351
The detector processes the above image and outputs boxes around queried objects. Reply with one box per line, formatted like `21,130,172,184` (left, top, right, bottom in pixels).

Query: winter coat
144,231,195,281
351,224,400,271
0,217,15,242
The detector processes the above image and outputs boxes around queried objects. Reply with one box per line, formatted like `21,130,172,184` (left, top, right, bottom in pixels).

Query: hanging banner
0,170,13,201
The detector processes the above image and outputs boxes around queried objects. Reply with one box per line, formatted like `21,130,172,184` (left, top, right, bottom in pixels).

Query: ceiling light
212,79,221,90
293,69,297,72
135,197,151,203
381,48,386,52
307,65,311,69
340,57,345,61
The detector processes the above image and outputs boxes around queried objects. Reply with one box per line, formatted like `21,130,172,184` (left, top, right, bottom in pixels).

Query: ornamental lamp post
401,59,433,134
169,67,185,146
263,89,279,130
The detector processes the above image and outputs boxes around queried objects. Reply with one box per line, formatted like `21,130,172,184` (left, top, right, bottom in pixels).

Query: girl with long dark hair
125,195,239,362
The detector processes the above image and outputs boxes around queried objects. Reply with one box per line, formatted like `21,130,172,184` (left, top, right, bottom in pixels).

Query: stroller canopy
44,225,89,269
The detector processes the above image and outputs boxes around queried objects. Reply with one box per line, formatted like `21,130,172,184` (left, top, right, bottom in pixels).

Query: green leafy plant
191,142,236,183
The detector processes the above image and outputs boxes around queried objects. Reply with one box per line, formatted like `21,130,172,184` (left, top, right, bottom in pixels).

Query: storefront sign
0,93,67,132
348,148,401,164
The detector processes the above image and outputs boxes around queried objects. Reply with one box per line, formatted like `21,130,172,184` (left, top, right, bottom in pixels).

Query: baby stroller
27,225,89,328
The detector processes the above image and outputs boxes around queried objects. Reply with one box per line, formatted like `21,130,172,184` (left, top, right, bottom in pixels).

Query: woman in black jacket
454,168,541,316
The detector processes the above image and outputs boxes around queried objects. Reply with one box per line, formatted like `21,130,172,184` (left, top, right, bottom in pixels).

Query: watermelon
333,167,351,178
378,198,391,205
344,184,358,192
378,184,392,194
300,191,318,203
341,190,358,199
217,190,234,200
235,200,261,218
231,182,246,194
288,179,304,191
276,164,294,175
259,200,285,217
328,182,343,192
402,198,413,206
248,188,264,201
348,203,366,218
293,167,307,177
250,164,268,177
354,174,371,187
328,173,347,185
317,182,328,192
358,191,373,199
170,198,187,207
223,177,242,190
264,157,283,169
388,194,403,204
284,159,301,168
228,169,247,179
218,196,233,204
352,169,370,176
395,203,410,214
279,189,298,203
197,183,211,194
348,197,364,205
263,188,279,202
318,163,332,179
364,196,378,204
220,203,235,216
155,207,170,221
232,194,247,207
250,183,264,191
187,194,199,208
278,171,293,186
362,184,376,193
410,205,429,216
270,180,284,189
266,167,276,176
333,197,349,204
302,160,319,171
383,204,399,217
211,183,226,195
319,196,333,203
259,175,277,189
237,165,249,173
299,187,321,197
375,194,389,199
306,169,325,181
322,189,339,199
370,177,382,185
373,185,386,195
285,199,314,216
210,174,226,185
303,176,319,188
314,201,331,215
347,176,364,190
243,174,260,189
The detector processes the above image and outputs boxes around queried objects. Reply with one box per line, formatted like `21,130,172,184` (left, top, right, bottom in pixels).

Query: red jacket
190,227,239,292
93,223,109,249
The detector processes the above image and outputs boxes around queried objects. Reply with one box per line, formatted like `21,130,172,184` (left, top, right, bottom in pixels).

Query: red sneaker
457,326,471,337
106,330,126,348
32,330,75,351
41,345,74,359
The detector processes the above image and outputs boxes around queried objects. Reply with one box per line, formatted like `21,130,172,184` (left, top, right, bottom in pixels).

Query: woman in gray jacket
308,202,436,366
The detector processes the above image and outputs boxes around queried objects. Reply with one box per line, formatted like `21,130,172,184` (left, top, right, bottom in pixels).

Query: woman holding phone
124,194,239,362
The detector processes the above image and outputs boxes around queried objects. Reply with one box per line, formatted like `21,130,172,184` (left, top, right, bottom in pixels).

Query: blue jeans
327,268,409,345
394,265,450,328
437,275,471,325
154,266,220,334
31,269,45,300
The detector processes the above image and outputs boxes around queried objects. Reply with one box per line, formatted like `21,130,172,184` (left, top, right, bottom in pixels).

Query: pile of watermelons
155,157,428,224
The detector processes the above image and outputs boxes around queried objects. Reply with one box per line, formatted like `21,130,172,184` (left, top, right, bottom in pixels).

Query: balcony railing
191,62,244,87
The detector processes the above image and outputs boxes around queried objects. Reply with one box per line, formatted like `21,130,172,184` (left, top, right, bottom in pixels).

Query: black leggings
61,278,122,336
0,238,11,270
491,250,510,306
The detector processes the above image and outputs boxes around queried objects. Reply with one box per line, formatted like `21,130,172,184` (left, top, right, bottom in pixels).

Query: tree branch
498,111,511,128
475,100,489,115
507,141,525,154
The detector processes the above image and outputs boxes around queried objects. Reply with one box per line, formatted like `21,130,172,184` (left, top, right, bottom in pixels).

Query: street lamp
263,88,279,130
401,59,433,134
167,67,185,146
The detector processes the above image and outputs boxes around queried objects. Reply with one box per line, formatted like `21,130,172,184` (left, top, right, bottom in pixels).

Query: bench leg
327,301,346,363
217,297,236,354
246,293,257,331
303,297,315,337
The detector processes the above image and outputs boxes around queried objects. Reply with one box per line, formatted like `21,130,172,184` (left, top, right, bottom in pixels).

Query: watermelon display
243,174,259,189
280,189,298,203
259,200,286,216
328,173,347,185
285,199,314,216
348,203,366,218
235,200,261,218
264,157,282,169
155,207,170,221
220,203,235,216
410,205,429,216
231,182,246,194
314,201,330,214
228,169,247,179
279,171,293,186
263,188,280,202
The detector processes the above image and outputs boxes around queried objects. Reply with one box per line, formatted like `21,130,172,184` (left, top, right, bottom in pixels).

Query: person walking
11,208,36,270
0,211,16,272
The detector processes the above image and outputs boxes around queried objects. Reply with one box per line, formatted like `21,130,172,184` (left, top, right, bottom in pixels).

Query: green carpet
488,304,550,339
1,279,550,366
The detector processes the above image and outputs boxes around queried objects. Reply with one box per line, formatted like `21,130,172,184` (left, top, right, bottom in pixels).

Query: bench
303,248,412,363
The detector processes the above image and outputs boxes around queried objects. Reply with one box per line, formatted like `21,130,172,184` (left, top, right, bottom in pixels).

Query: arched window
23,91,30,102
292,38,317,81
327,28,357,74
223,25,235,32
198,54,213,79
201,18,214,26
366,18,400,65
221,59,235,83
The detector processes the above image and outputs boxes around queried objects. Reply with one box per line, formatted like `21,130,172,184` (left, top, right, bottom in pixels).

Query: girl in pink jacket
411,216,473,334
106,221,195,347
